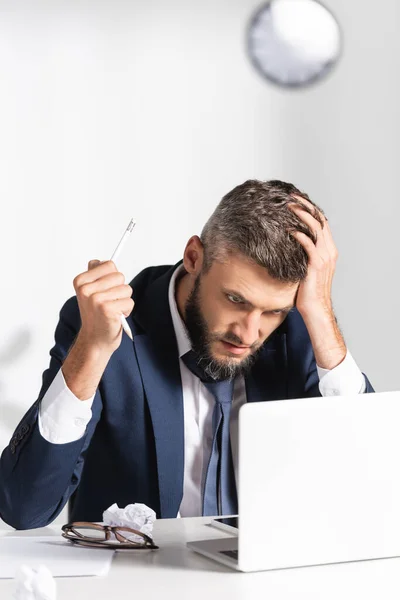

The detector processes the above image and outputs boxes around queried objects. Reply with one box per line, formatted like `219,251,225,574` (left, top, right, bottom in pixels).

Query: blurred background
0,0,399,479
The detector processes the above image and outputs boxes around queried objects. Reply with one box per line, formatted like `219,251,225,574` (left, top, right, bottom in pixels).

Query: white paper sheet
0,536,114,579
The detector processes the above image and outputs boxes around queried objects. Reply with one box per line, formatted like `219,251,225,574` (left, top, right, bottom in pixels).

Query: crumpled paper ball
102,503,156,544
14,565,56,600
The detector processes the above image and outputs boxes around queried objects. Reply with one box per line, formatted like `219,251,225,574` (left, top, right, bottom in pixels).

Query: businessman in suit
0,180,373,529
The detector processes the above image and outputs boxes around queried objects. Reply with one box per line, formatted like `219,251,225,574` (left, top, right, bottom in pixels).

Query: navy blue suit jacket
0,262,374,529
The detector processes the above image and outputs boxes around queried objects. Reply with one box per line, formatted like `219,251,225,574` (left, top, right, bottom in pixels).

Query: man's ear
183,236,204,276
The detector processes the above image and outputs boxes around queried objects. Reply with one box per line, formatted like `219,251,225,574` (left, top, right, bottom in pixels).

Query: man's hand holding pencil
60,219,136,401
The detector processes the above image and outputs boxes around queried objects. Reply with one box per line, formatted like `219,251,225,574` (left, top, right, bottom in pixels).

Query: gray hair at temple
200,179,324,282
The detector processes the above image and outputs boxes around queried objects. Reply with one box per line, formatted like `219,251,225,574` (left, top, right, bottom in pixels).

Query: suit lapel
245,327,289,403
128,263,185,518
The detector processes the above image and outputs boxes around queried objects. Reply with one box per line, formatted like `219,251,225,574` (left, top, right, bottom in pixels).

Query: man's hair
200,179,323,282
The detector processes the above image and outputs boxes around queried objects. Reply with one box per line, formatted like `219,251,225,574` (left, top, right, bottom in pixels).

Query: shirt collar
168,263,192,358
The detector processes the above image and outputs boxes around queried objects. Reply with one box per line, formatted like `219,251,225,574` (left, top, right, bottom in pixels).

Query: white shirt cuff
317,350,366,396
38,368,95,444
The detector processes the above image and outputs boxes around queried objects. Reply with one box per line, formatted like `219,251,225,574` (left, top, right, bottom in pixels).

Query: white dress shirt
38,264,366,517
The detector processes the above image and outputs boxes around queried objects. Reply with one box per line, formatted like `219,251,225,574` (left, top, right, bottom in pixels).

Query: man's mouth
220,340,250,355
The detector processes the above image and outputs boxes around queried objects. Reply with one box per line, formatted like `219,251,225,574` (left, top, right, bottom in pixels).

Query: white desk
1,517,400,600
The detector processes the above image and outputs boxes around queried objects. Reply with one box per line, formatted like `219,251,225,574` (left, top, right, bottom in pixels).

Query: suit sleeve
0,297,103,530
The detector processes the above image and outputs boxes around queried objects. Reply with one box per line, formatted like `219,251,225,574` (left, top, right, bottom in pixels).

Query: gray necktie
182,350,238,516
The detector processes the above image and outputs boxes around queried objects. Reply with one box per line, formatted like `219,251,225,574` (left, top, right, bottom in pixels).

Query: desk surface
1,517,400,600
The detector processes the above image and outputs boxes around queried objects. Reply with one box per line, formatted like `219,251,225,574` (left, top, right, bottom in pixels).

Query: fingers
91,284,133,305
290,230,338,274
112,297,135,318
290,231,322,265
88,259,102,270
289,203,323,239
74,260,119,291
80,272,127,298
291,195,327,227
289,196,337,259
316,218,338,258
73,260,134,352
94,296,135,320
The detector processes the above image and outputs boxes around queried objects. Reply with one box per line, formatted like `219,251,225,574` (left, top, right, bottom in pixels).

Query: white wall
0,0,399,459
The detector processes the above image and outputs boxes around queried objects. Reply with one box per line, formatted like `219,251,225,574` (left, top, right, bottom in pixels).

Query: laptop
187,391,400,572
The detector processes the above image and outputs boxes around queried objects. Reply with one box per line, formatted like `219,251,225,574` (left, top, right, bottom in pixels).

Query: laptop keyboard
220,550,239,560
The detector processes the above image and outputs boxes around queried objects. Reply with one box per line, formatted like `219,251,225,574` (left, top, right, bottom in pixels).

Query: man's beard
184,275,263,381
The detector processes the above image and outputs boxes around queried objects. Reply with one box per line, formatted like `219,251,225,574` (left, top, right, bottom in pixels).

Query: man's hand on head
287,196,346,370
288,196,337,318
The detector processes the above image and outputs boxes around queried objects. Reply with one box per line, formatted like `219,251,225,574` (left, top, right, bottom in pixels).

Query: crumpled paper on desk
14,565,56,600
103,503,156,543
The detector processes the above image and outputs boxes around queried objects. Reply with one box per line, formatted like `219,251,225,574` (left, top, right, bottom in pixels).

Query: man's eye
227,294,243,304
272,310,283,315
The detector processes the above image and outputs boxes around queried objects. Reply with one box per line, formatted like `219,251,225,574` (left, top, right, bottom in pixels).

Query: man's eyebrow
222,288,294,313
223,288,249,303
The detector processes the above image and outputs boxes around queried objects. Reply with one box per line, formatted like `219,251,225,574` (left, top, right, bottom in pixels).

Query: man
0,180,373,529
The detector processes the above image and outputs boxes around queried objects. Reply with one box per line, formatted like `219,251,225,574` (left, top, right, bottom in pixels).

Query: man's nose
238,313,261,347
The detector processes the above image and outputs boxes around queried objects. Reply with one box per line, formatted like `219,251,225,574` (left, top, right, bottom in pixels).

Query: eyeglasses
61,522,159,550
